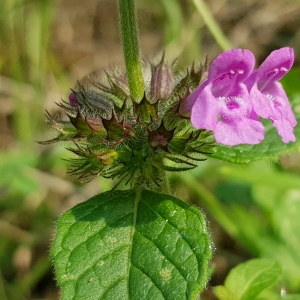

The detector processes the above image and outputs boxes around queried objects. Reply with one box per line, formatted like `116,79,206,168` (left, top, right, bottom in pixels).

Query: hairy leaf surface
51,189,212,299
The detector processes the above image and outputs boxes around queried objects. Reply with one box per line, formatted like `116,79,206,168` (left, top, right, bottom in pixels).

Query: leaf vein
140,200,200,277
74,244,130,290
130,264,166,299
99,275,127,299
135,230,187,282
60,210,133,253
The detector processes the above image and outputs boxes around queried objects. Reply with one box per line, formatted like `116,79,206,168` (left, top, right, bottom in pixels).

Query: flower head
246,47,296,143
40,55,213,187
180,49,265,146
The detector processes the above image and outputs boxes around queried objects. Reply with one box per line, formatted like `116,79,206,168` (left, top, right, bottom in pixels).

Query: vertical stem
192,0,232,51
162,171,171,194
118,0,145,101
181,172,238,237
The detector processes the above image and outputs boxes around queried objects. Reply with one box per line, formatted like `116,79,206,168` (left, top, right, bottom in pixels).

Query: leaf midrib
127,188,142,299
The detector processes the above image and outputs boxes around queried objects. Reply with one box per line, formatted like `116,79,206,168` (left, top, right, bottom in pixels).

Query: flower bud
148,121,175,152
150,54,173,99
41,56,215,186
69,92,78,107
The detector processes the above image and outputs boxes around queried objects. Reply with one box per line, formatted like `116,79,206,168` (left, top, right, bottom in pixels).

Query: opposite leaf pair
180,47,297,146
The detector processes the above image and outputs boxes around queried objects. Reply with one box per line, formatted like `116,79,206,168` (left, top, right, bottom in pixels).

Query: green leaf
271,190,300,289
214,285,238,300
275,295,300,300
51,189,212,299
224,259,282,300
0,150,40,195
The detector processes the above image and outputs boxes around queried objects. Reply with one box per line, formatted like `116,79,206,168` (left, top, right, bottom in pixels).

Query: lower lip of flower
218,96,248,119
226,100,240,110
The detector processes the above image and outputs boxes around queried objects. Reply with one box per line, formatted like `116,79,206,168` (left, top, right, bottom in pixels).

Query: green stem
14,255,51,297
181,172,238,237
192,0,232,51
162,171,171,194
118,0,145,101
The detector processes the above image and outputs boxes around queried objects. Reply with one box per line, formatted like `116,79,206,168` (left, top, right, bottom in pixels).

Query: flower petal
179,81,208,116
248,84,275,119
263,82,297,126
256,47,294,82
190,83,219,131
69,93,78,107
214,118,265,146
208,49,255,83
272,118,296,143
250,80,297,131
218,94,251,120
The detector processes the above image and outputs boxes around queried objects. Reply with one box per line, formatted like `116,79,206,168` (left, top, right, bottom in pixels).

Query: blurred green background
1,0,300,299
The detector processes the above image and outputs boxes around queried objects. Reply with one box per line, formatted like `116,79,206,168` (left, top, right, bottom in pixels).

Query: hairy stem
162,171,171,194
118,0,145,101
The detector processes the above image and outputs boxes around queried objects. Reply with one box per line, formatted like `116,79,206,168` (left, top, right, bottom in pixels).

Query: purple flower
246,47,296,143
69,92,78,107
180,49,265,146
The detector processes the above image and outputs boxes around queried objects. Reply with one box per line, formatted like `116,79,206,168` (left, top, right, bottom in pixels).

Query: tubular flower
180,49,265,146
246,47,296,143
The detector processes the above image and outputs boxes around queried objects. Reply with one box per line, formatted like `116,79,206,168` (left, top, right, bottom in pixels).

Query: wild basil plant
41,1,299,299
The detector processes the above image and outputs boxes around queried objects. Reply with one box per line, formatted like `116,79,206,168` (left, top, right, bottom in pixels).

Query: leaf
214,285,238,300
220,162,300,191
275,295,300,300
224,259,282,300
51,189,212,299
0,150,40,195
271,190,300,289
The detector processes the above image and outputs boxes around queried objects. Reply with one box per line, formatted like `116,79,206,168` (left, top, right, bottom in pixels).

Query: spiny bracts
40,55,215,188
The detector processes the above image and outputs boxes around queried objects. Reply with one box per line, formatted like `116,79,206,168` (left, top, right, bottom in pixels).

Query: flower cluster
41,48,297,187
41,56,214,187
180,47,297,146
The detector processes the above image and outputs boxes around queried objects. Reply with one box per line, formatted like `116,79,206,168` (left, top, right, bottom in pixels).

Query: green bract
41,57,214,187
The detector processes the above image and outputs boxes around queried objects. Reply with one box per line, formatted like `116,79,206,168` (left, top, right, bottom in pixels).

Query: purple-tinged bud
150,54,173,99
148,121,175,152
41,56,216,186
106,71,130,96
69,92,78,107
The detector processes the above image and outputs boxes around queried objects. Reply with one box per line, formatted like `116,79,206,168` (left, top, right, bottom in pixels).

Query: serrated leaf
224,259,282,300
51,189,212,300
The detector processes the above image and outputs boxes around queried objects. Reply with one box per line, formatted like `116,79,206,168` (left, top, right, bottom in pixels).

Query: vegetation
1,0,300,299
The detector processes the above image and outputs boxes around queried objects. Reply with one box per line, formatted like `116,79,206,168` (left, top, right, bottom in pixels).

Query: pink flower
180,49,265,146
69,92,78,107
246,47,296,143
